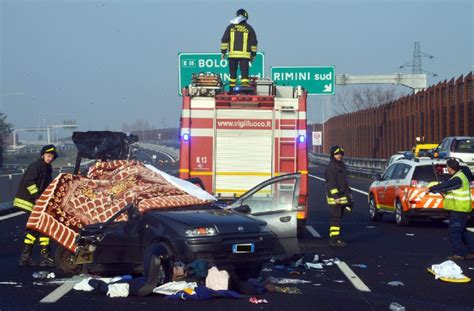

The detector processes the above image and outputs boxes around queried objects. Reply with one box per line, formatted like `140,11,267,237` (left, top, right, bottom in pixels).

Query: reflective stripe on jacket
221,22,258,59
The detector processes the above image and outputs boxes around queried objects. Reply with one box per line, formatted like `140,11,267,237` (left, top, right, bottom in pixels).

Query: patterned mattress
26,160,210,252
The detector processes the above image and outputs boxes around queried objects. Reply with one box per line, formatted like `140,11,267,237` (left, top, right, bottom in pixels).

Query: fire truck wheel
395,200,410,226
369,195,383,221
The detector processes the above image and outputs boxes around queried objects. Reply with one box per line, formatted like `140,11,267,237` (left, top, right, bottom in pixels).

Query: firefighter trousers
228,58,250,87
329,205,346,238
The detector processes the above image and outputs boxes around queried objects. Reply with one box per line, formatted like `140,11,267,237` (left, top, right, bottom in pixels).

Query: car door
386,163,412,208
229,173,300,257
377,164,397,209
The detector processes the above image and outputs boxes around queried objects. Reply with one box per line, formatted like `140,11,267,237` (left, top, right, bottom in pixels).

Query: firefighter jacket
221,21,258,59
325,158,352,206
13,158,53,212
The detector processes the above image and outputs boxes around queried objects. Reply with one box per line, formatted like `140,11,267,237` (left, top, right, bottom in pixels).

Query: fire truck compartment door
215,109,273,197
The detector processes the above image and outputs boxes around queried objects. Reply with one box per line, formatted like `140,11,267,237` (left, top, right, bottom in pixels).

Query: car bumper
405,208,449,219
171,232,275,266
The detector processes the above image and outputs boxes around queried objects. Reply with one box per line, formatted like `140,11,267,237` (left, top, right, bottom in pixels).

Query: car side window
240,178,298,214
382,164,398,181
392,164,411,180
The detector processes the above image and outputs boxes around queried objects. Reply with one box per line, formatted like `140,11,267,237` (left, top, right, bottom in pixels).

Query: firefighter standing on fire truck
220,9,258,89
325,146,353,247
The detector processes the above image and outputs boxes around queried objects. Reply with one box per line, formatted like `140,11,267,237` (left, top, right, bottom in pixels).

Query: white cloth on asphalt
431,260,465,280
205,267,229,291
152,281,198,295
73,276,124,292
106,283,129,298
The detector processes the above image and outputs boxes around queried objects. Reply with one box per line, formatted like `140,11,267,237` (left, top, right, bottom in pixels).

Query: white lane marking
309,174,369,196
336,261,371,292
40,276,85,303
305,225,321,238
0,211,25,221
467,228,474,233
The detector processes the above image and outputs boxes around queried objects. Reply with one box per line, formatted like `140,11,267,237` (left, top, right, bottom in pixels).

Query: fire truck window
241,179,297,214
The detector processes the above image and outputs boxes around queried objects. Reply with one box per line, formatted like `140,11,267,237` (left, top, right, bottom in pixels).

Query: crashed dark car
56,131,300,281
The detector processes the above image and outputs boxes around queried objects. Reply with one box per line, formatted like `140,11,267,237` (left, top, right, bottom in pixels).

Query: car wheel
55,246,84,274
369,194,383,221
144,242,173,286
235,263,263,281
395,200,410,226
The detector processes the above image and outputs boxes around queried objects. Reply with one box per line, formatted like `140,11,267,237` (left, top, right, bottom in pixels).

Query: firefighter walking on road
428,158,474,260
325,146,352,247
14,145,58,267
220,8,258,89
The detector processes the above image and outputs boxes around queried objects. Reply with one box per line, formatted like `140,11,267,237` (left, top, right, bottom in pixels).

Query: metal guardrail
136,143,179,162
309,152,387,178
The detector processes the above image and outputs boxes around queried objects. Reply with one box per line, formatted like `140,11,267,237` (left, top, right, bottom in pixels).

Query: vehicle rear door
229,173,300,256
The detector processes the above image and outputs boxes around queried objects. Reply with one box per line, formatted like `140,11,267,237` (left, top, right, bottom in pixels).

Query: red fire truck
179,74,308,236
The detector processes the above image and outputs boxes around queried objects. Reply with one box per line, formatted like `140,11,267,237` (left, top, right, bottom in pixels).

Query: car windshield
452,139,474,153
412,164,451,184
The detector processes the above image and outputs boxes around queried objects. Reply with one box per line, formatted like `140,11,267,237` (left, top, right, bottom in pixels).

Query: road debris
249,297,268,304
389,302,406,311
266,277,311,285
430,260,469,281
274,286,302,294
32,271,55,279
351,264,368,269
387,281,404,287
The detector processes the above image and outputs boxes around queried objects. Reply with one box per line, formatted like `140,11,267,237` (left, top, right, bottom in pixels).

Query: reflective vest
444,171,472,213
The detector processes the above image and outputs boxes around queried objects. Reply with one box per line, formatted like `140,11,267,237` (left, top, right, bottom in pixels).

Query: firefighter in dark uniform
220,9,258,89
325,146,352,247
14,145,58,266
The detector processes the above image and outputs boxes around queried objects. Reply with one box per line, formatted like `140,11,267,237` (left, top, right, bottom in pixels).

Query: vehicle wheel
55,246,84,274
368,194,383,221
395,200,410,226
144,242,173,286
234,263,263,281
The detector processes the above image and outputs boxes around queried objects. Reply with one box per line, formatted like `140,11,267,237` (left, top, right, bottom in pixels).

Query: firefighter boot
18,244,36,266
39,246,55,267
329,237,348,248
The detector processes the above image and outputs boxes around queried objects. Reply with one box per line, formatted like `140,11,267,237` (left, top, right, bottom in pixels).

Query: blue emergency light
298,135,306,143
182,133,190,141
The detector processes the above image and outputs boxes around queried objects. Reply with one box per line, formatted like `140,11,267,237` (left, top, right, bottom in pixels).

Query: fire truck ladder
278,106,298,175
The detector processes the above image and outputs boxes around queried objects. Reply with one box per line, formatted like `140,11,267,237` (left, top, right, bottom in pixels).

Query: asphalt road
1,164,474,310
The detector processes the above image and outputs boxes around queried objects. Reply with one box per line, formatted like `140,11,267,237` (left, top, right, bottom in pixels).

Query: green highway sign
178,52,265,95
271,66,335,95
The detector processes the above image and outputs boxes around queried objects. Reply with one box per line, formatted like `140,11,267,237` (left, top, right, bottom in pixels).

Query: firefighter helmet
41,144,58,159
236,9,249,19
330,145,345,156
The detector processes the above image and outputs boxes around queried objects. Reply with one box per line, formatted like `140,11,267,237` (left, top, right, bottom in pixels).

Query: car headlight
260,225,270,233
185,226,218,237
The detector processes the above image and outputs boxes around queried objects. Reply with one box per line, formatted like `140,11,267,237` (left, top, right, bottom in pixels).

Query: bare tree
333,86,401,115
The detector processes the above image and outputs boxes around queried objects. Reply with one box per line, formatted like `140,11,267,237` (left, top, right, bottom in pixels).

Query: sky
0,0,472,137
